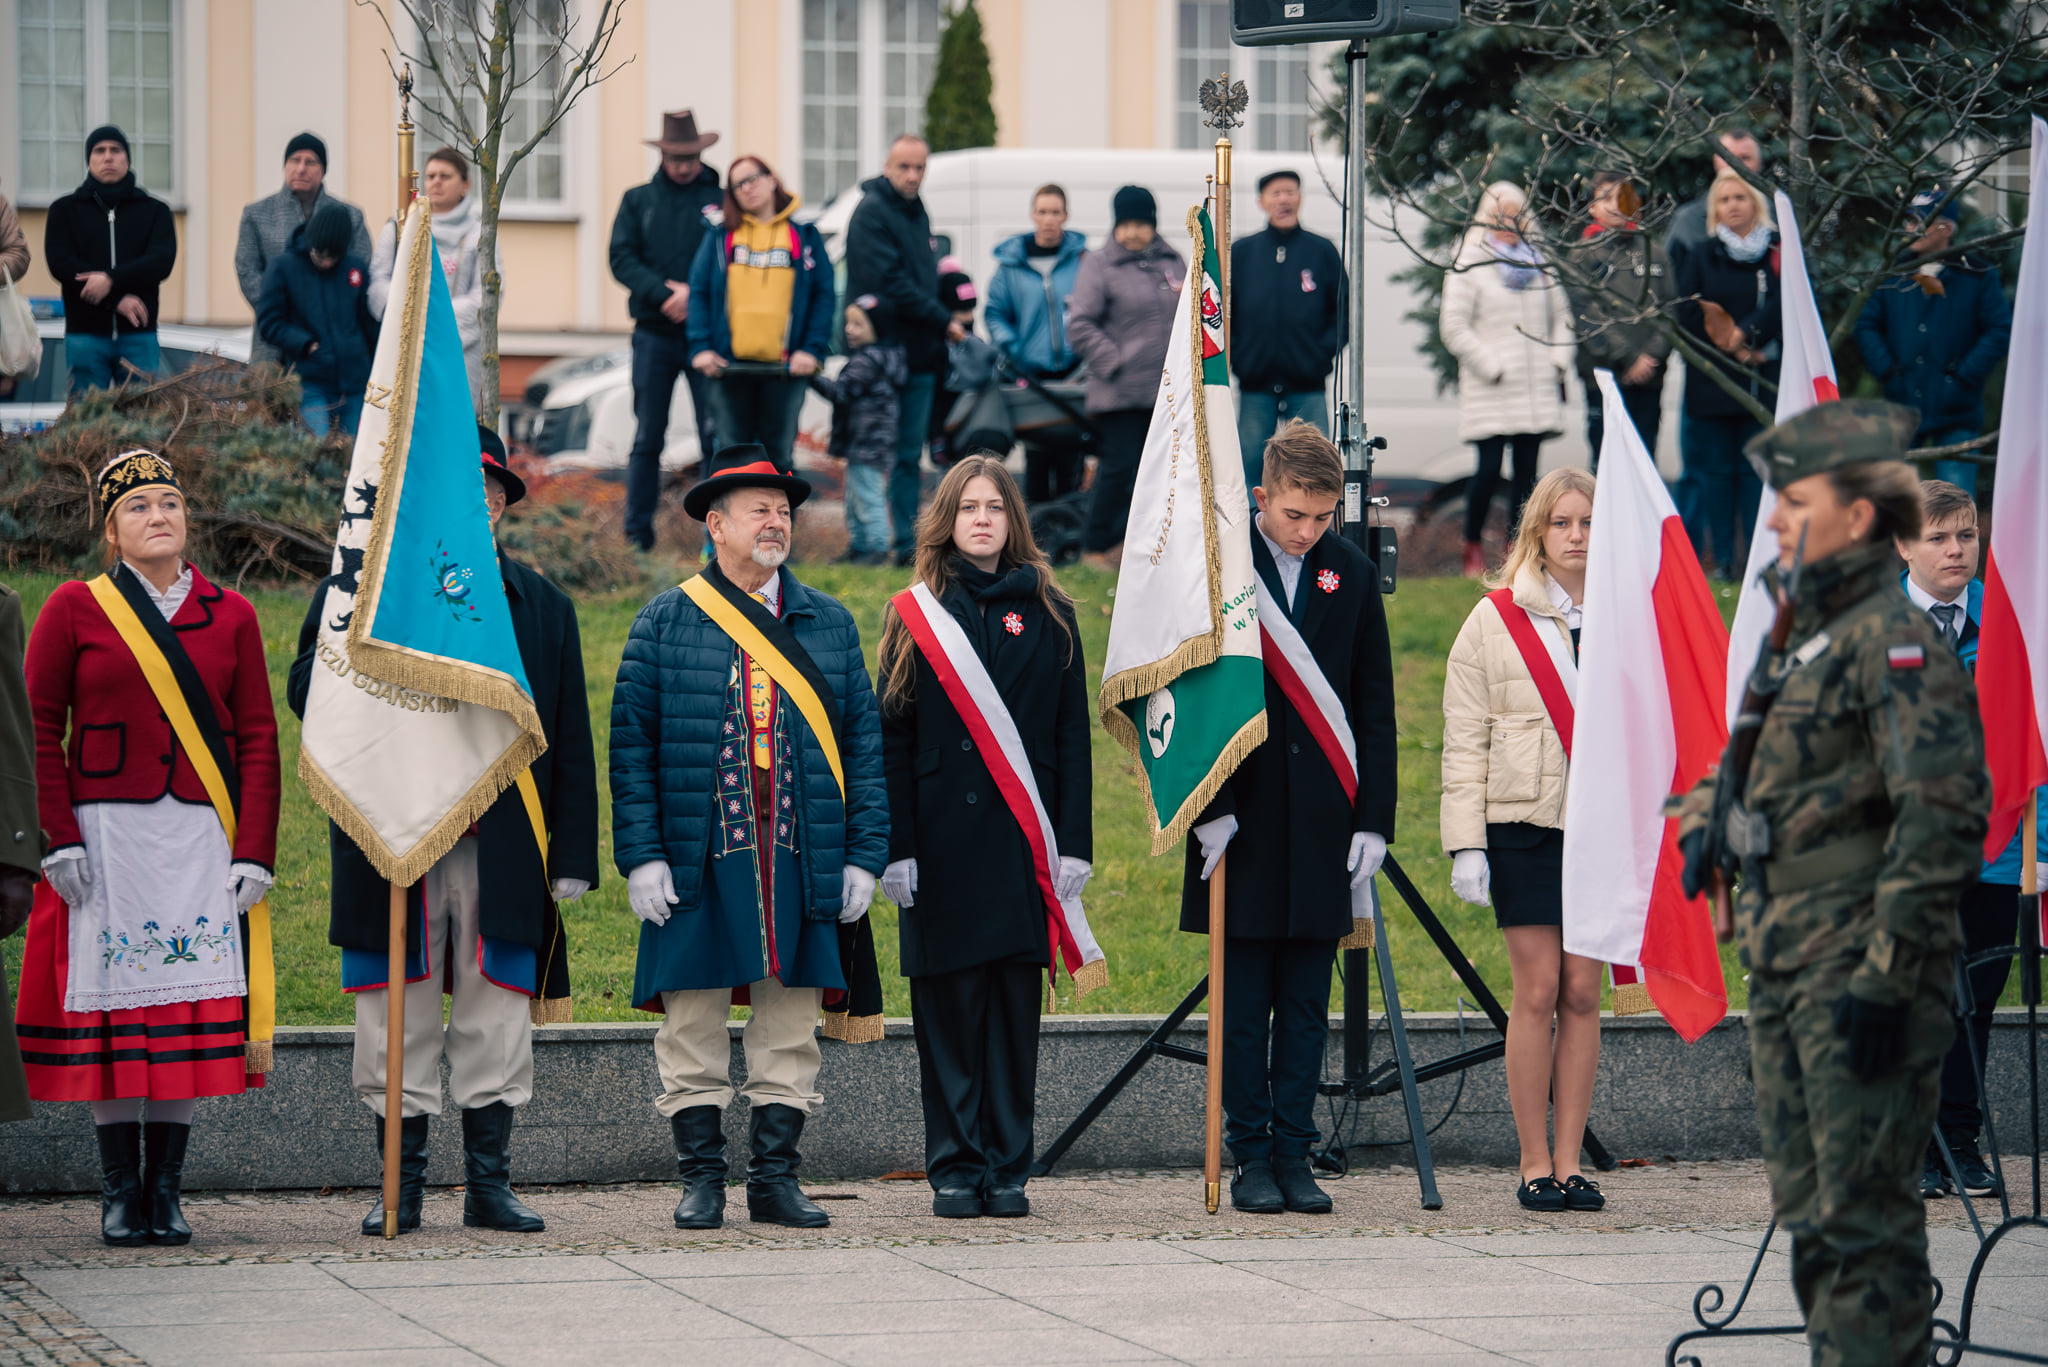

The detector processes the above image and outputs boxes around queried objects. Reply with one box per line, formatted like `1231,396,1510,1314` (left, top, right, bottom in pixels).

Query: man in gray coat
234,133,371,365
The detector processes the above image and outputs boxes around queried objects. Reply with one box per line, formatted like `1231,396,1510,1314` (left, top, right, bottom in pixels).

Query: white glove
881,858,917,909
1193,815,1238,881
41,849,90,908
1451,849,1492,907
1347,832,1387,888
228,862,274,914
1055,856,1092,903
551,878,591,904
841,865,877,923
628,861,677,926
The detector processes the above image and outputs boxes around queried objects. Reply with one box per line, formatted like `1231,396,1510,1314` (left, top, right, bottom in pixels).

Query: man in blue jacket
256,204,377,435
1855,188,2012,495
1895,479,2042,1199
986,184,1089,502
610,446,888,1232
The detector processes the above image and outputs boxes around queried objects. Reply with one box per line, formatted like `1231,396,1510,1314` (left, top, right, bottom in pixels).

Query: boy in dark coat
808,298,905,566
257,203,378,436
287,427,599,1238
1182,423,1397,1215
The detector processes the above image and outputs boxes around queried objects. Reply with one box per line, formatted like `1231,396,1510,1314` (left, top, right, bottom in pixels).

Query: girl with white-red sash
1441,466,1604,1213
876,455,1094,1220
18,451,280,1246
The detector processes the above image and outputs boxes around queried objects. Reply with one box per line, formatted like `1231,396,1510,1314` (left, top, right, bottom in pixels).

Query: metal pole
396,65,417,228
382,880,406,1238
1340,39,1372,538
1205,857,1227,1214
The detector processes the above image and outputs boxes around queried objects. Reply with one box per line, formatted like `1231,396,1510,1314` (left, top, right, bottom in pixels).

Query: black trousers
910,959,1043,1192
1084,409,1152,552
1221,936,1337,1163
1937,881,2021,1142
1584,378,1664,471
1465,432,1544,543
1024,437,1085,503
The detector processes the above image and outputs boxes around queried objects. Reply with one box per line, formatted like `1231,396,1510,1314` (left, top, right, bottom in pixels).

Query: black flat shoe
1919,1157,1950,1200
1561,1174,1605,1212
1272,1156,1333,1215
932,1187,983,1219
984,1185,1029,1218
1515,1174,1567,1211
1230,1160,1285,1214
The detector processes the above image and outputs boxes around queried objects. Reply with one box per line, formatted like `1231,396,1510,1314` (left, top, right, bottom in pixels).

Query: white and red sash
1252,566,1374,925
1485,587,1577,758
891,583,1106,993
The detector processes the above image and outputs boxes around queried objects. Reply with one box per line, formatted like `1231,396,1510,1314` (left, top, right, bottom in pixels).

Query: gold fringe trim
1611,981,1656,1016
1337,918,1375,950
820,1011,884,1044
244,1039,273,1074
1100,706,1267,857
300,736,545,889
1069,956,1109,1000
529,996,573,1026
1185,205,1227,658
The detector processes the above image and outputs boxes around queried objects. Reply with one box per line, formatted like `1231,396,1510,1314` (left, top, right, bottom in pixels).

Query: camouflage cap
1744,399,1921,489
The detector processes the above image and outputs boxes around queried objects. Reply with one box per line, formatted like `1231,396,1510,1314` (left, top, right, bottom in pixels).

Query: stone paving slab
3,1164,2044,1366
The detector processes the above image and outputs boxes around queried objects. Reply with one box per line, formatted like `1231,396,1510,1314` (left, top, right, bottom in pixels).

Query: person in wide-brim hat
478,423,526,506
645,109,721,156
683,443,811,521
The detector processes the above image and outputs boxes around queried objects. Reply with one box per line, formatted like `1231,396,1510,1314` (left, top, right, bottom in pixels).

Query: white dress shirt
1902,574,1966,644
1255,516,1305,610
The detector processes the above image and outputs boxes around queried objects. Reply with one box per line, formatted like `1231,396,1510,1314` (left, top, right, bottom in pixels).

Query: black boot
461,1102,545,1232
142,1121,193,1245
1272,1154,1333,1214
745,1103,829,1228
669,1106,728,1230
1230,1158,1285,1214
96,1122,148,1247
360,1114,431,1236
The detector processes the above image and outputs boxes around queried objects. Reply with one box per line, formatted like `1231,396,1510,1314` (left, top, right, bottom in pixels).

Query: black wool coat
1180,529,1397,940
881,571,1092,978
286,553,601,974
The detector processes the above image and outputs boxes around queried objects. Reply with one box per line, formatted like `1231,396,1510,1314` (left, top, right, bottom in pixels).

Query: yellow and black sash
681,567,845,797
86,568,275,1070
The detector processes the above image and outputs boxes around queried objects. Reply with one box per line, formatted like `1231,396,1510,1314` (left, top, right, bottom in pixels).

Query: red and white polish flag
1977,116,2048,908
1563,369,1731,1043
1725,191,1840,722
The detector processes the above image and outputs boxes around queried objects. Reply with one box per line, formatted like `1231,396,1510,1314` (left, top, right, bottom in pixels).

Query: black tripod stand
1030,852,1619,1208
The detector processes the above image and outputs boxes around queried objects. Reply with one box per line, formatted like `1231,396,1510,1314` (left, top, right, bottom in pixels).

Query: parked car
1,319,254,435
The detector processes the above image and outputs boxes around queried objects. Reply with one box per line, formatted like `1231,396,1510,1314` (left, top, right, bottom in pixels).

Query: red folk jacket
25,567,281,870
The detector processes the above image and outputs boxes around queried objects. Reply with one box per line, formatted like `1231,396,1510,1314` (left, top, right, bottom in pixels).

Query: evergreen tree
925,1,996,152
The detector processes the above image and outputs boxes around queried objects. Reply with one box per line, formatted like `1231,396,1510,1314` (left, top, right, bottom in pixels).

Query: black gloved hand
1678,826,1713,901
1833,993,1910,1082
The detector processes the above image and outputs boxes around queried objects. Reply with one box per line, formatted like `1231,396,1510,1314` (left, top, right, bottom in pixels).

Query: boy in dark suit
1183,422,1398,1213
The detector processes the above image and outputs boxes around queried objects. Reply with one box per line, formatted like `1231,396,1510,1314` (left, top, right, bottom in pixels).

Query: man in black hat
235,132,372,367
42,127,178,395
287,425,600,1237
611,110,727,550
609,445,889,1231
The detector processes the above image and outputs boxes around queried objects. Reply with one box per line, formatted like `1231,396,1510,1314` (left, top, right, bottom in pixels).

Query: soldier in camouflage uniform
1678,399,1989,1367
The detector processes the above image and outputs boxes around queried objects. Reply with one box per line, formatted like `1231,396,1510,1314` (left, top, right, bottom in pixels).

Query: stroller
942,354,1097,564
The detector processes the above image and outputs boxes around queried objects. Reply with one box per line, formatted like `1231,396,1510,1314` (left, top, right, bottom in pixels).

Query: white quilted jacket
1438,241,1575,443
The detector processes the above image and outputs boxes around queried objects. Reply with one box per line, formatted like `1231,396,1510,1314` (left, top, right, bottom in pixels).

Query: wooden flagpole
1205,856,1227,1213
382,881,406,1238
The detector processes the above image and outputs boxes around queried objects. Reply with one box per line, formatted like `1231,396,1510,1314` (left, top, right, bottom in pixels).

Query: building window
802,0,940,207
17,0,178,201
417,0,568,209
1177,0,1311,152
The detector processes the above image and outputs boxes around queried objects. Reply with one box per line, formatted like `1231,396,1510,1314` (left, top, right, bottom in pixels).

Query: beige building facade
2,0,1328,344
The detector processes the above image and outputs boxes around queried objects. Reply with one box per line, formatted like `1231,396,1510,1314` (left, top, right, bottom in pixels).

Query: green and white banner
1098,205,1267,854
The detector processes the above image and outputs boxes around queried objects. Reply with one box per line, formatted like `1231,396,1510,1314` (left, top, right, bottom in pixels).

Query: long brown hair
877,455,1074,712
723,155,795,228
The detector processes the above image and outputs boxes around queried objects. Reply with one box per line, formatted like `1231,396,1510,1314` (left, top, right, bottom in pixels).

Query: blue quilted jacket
608,570,889,923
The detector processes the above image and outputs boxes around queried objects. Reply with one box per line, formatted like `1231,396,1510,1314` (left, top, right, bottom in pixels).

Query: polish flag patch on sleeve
1888,644,1927,670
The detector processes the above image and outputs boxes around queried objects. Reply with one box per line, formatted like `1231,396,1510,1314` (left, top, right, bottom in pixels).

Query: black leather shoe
932,1187,983,1218
745,1104,829,1228
1948,1138,2001,1196
361,1114,431,1236
96,1122,148,1247
1230,1159,1285,1214
984,1185,1030,1218
143,1121,193,1245
1919,1156,1950,1200
460,1103,544,1232
1272,1155,1333,1214
670,1106,728,1230
1516,1175,1568,1211
1561,1174,1605,1212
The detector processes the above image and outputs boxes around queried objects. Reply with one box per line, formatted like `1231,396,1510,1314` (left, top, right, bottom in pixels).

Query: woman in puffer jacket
1440,182,1576,578
1440,466,1604,1215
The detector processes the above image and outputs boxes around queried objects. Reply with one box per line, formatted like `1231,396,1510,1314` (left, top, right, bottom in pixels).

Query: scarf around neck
1716,220,1774,263
1491,237,1544,291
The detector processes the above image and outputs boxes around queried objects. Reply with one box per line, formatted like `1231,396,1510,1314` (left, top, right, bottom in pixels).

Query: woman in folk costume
18,451,280,1245
876,455,1104,1219
1440,465,1606,1213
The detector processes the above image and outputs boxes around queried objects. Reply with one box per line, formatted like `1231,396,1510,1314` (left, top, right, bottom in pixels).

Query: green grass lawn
2,562,1755,1025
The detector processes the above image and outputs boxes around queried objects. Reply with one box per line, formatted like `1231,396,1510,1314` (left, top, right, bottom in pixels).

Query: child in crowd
257,203,377,437
808,296,904,566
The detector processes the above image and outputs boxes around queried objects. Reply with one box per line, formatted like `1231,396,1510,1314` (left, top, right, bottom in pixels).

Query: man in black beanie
257,203,378,436
236,131,370,366
42,127,178,395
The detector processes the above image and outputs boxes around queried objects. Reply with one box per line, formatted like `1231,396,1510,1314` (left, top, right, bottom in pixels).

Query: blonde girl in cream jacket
1440,465,1605,1213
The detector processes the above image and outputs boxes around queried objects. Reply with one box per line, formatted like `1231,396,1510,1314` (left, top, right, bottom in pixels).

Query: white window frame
12,0,185,209
411,0,575,220
1173,0,1315,154
801,0,865,207
799,0,941,209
